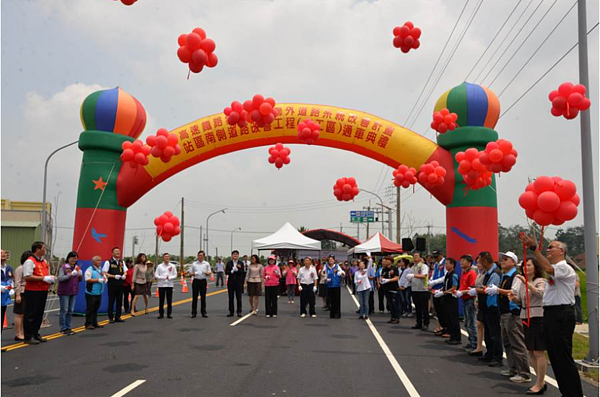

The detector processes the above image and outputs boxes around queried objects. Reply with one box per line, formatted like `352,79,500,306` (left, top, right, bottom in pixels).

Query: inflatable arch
72,84,500,312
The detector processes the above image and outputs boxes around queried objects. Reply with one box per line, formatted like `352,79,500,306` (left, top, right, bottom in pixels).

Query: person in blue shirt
472,251,503,367
429,251,447,336
1,249,15,345
325,255,345,319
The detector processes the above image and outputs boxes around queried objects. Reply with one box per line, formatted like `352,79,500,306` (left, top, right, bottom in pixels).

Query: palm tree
297,226,308,233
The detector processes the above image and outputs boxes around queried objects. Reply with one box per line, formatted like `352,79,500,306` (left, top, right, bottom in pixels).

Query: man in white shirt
102,247,128,323
155,253,177,319
189,250,212,318
297,257,318,318
519,234,582,397
407,253,430,331
215,257,225,287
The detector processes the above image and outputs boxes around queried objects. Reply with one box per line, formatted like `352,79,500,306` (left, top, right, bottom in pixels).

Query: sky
1,0,598,258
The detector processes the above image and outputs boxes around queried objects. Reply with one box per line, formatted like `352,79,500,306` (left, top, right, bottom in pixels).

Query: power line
479,0,545,85
500,22,599,119
497,1,577,98
487,0,559,88
408,0,485,132
473,0,535,83
464,0,523,81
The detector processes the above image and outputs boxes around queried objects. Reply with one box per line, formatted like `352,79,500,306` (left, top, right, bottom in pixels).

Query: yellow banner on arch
144,103,439,179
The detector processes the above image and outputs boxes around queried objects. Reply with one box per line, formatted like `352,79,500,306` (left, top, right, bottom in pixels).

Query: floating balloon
297,118,321,145
224,101,248,128
549,83,591,120
154,211,181,242
431,108,458,134
518,176,580,226
81,87,147,139
479,138,518,173
146,128,182,163
121,140,150,169
392,21,421,53
392,165,417,188
242,95,277,128
177,27,218,77
333,177,359,201
417,161,446,189
114,0,137,5
435,82,500,129
268,143,291,170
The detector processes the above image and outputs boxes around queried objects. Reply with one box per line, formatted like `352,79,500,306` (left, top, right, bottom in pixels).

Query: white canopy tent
252,222,321,251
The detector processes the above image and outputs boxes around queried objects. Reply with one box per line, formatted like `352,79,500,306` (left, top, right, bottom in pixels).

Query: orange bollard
181,279,189,293
2,314,7,329
155,288,159,298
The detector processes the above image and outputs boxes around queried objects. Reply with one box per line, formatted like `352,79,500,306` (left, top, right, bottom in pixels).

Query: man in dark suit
225,250,245,317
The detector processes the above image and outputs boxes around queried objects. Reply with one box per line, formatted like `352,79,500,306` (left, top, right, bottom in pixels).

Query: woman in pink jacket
283,260,298,304
264,255,281,318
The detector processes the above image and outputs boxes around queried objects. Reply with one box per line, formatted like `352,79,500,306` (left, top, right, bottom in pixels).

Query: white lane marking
229,312,254,327
110,380,146,397
458,328,560,389
346,287,421,397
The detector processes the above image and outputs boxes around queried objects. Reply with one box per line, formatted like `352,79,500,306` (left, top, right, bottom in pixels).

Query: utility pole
199,225,203,253
180,197,185,275
131,235,138,260
356,223,360,242
577,0,598,364
154,233,159,266
376,203,392,238
340,223,342,233
396,186,401,243
365,204,371,239
387,207,393,238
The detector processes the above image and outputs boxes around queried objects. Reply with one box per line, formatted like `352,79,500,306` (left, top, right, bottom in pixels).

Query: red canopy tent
347,232,403,254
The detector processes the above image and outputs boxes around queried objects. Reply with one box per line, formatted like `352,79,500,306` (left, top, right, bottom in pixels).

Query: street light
42,141,79,244
359,188,385,237
205,208,227,259
230,227,242,254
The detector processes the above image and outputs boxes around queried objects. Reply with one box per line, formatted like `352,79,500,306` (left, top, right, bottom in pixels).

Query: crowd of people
0,235,585,396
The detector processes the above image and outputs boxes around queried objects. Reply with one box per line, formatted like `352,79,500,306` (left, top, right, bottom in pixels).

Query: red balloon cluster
456,148,492,190
121,140,150,169
146,128,182,163
518,176,579,226
114,0,137,5
268,143,290,169
333,177,359,201
242,95,277,128
479,139,518,173
297,118,321,145
177,27,218,75
431,108,458,134
154,211,181,242
392,165,417,188
223,101,247,128
417,161,446,189
549,83,591,120
392,21,421,53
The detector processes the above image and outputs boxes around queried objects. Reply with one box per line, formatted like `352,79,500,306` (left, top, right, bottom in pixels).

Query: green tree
555,226,585,257
298,226,308,233
498,223,529,255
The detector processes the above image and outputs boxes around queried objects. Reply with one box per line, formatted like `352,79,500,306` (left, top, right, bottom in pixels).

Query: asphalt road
1,284,597,397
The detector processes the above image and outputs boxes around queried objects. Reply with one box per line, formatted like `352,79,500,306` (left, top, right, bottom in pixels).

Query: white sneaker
265,315,271,318
311,314,317,318
509,375,532,384
301,314,306,318
273,315,277,318
252,311,257,315
501,370,517,377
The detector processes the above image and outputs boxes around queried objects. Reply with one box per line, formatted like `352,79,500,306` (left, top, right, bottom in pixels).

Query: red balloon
121,148,134,161
163,146,175,158
192,49,207,65
134,152,146,164
167,134,178,146
558,82,574,97
537,191,561,212
259,102,272,116
550,106,563,117
177,46,192,63
164,222,174,233
162,234,172,242
552,96,567,110
555,201,578,221
393,36,403,48
206,52,218,68
192,27,207,40
201,38,216,53
343,184,351,194
177,34,188,46
253,94,265,107
533,176,555,194
189,62,203,73
156,136,168,149
570,193,580,206
533,209,554,226
186,33,202,50
568,92,584,107
555,179,576,200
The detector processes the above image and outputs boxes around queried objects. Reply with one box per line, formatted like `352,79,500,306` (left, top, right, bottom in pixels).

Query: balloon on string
176,27,218,77
392,21,421,53
417,161,446,189
333,177,359,201
121,140,150,169
430,108,458,134
267,143,291,170
146,128,182,163
297,118,321,145
224,101,248,128
392,165,418,188
548,83,591,120
154,211,181,242
518,176,580,226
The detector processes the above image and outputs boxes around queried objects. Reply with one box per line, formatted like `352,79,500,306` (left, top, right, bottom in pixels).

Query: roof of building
1,221,41,228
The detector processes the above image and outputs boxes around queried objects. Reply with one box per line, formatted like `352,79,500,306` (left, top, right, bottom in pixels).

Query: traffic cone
155,288,159,297
179,275,185,286
181,279,189,293
2,315,7,329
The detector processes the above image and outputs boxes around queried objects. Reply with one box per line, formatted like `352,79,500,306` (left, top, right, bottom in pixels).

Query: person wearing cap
57,251,83,335
380,256,401,324
283,259,298,304
492,251,531,383
455,255,478,351
23,241,55,344
407,253,429,331
471,251,503,367
102,247,128,323
519,234,582,397
264,255,281,317
298,257,318,318
84,255,106,330
429,251,447,336
189,250,212,318
325,255,345,319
